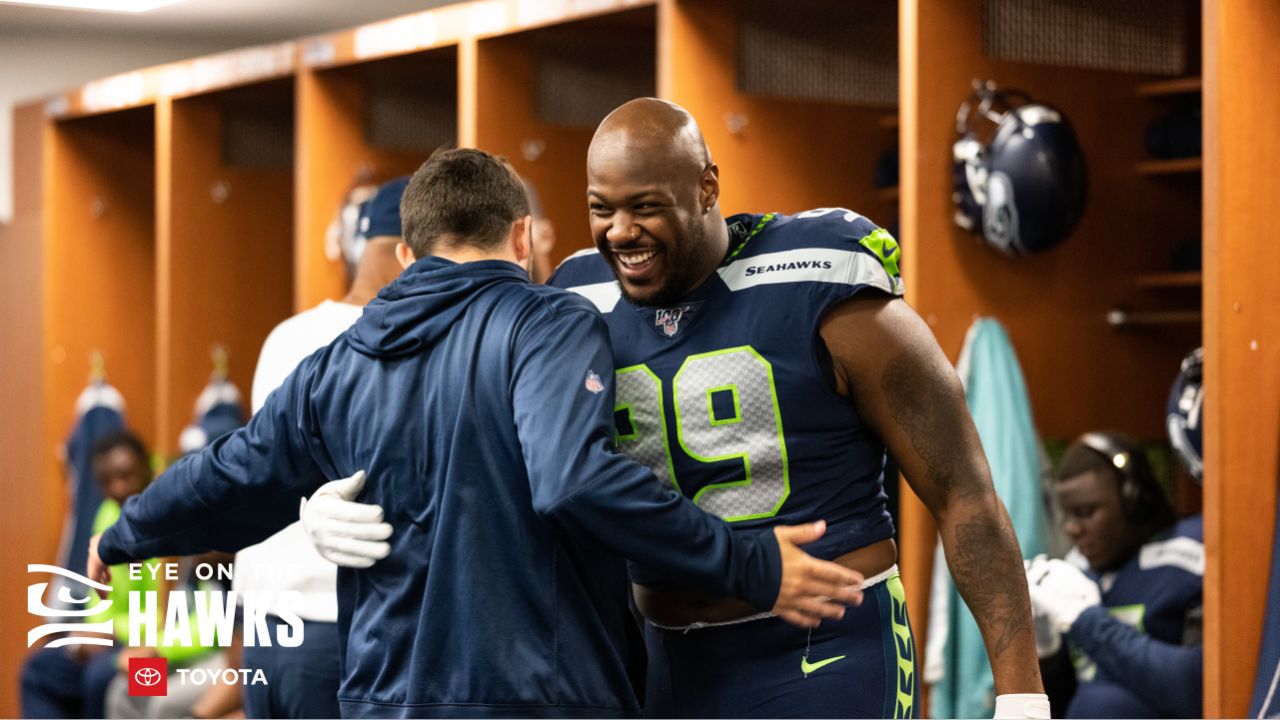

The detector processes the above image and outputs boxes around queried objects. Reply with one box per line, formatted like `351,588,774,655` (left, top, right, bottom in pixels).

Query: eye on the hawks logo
655,307,688,338
129,657,168,696
584,370,605,394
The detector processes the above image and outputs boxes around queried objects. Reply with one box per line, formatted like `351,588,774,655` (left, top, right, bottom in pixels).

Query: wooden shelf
876,185,899,201
1107,308,1202,328
1136,157,1203,175
1136,271,1203,289
1136,76,1203,98
877,112,899,130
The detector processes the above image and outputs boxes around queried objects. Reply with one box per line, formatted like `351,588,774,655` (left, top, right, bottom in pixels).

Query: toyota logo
134,667,162,687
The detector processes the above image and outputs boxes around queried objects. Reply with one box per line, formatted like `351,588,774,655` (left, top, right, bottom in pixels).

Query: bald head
589,98,710,177
584,99,728,307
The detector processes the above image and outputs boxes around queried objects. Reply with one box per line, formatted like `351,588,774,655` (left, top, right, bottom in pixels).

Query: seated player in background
23,431,216,718
104,553,243,720
1027,430,1202,718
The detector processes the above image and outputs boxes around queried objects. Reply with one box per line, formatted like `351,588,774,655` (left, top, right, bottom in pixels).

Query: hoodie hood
349,256,530,358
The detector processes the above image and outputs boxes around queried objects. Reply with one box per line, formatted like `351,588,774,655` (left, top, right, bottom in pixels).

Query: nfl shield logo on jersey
655,307,687,337
584,370,605,394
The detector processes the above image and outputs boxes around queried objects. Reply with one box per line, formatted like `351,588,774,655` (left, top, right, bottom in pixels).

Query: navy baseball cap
356,176,410,241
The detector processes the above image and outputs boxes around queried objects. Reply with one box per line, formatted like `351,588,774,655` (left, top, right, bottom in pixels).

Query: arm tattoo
880,352,983,500
950,519,1033,657
881,352,1033,660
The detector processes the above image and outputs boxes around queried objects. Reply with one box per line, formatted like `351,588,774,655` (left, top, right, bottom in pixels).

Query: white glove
300,470,393,568
993,693,1052,719
1026,555,1101,635
1024,556,1062,658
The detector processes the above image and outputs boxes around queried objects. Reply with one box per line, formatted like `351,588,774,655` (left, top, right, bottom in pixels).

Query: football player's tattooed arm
819,295,1043,696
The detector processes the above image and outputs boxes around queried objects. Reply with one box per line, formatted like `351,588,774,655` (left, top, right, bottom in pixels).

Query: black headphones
1077,431,1160,523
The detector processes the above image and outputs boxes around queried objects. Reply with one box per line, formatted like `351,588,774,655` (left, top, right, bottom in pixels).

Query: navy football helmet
1166,347,1204,484
953,81,1087,255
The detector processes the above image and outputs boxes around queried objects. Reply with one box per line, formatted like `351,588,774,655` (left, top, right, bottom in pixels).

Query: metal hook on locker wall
724,112,749,136
211,180,230,204
210,344,229,381
89,350,107,383
521,139,546,162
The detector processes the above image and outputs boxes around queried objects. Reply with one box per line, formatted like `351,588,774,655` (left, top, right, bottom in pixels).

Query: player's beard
618,218,706,308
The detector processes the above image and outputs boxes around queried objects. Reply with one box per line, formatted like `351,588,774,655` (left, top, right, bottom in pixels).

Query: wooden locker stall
903,0,1202,439
156,78,296,455
295,44,458,310
660,0,899,227
898,0,1206,663
2,102,52,720
42,105,158,482
1202,0,1280,714
469,4,658,265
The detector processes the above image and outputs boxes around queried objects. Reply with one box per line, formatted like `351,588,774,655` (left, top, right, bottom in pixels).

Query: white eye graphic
27,564,115,649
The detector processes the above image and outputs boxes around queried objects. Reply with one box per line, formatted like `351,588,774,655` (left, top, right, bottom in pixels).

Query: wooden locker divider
901,0,1204,685
1,102,50,720
42,106,158,478
155,80,296,456
1202,0,1280,714
295,47,458,312
659,0,897,226
470,6,658,265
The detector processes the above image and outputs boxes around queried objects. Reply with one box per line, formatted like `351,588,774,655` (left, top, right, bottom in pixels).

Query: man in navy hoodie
88,148,862,718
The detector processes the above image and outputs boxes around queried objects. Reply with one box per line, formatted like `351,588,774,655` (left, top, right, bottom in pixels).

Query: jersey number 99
614,346,790,522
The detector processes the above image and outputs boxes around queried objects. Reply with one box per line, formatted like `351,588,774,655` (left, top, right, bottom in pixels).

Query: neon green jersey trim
724,213,777,264
887,574,916,719
858,227,901,279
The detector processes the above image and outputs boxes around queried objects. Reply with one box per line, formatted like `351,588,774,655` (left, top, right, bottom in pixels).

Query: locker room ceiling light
0,0,185,12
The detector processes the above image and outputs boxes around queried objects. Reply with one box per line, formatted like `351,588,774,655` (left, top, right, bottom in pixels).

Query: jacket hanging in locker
926,317,1051,718
56,381,126,582
178,378,245,454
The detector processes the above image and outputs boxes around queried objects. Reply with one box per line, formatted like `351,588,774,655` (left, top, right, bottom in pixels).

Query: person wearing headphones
1026,429,1203,718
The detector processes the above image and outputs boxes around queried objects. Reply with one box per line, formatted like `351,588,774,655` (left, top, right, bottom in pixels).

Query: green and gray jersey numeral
615,346,790,522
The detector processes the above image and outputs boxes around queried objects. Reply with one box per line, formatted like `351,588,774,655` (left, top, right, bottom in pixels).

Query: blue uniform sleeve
1069,605,1203,717
512,305,783,611
98,360,329,565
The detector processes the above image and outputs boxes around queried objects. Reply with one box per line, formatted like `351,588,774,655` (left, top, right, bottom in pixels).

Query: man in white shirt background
234,177,406,718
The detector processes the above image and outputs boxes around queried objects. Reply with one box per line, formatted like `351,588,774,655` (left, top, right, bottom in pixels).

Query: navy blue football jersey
1066,516,1204,718
550,208,905,563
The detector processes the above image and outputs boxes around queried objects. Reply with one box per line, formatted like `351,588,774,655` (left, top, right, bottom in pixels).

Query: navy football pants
643,573,918,719
242,617,342,719
20,645,120,719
